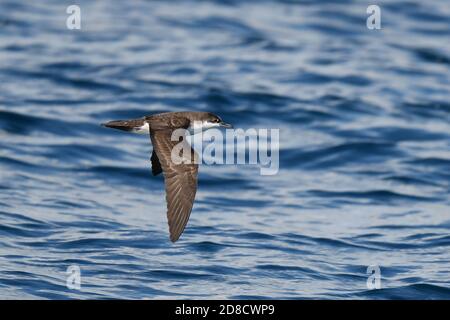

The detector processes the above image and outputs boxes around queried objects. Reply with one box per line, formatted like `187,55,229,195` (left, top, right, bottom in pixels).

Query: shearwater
102,111,232,242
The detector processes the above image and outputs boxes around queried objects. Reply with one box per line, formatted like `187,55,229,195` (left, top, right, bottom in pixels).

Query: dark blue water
1,0,449,299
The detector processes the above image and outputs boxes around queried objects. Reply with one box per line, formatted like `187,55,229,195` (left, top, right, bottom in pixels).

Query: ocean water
0,0,449,299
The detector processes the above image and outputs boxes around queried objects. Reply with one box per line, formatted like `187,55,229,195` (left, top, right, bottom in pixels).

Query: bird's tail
102,118,149,134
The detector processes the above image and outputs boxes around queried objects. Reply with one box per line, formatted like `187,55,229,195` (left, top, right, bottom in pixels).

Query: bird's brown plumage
149,118,199,242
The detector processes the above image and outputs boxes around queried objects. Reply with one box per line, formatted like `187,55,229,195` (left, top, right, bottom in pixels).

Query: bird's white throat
188,120,221,134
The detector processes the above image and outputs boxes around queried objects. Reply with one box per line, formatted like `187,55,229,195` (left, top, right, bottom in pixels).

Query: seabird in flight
102,111,232,242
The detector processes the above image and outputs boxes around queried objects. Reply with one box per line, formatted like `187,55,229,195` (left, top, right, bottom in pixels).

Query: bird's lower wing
150,129,198,242
150,151,162,176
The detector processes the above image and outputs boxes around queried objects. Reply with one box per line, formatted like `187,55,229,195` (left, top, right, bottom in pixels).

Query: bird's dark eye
214,119,220,123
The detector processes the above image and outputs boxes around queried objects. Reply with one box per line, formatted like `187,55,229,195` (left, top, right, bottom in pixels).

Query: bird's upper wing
150,128,198,242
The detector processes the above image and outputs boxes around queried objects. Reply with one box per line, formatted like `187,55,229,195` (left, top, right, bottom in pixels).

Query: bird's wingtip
169,231,181,243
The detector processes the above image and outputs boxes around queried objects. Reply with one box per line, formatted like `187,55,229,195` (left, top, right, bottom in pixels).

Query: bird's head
203,113,233,129
190,113,233,132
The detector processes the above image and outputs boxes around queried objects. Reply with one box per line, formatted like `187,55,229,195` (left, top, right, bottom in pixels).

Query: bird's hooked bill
220,121,233,128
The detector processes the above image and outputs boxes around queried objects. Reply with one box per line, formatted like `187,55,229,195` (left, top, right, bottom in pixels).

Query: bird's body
103,111,232,242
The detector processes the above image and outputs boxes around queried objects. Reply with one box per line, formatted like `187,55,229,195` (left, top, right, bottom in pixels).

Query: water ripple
0,0,449,299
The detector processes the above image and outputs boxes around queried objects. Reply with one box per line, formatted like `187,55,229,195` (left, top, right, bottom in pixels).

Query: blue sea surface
0,0,449,299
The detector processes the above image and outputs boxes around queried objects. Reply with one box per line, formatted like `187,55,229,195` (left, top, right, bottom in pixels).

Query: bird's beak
219,121,233,128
